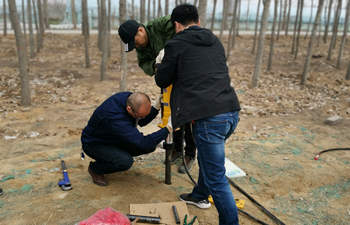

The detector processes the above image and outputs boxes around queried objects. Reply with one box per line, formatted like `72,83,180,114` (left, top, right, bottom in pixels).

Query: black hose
314,148,350,160
238,209,270,225
227,178,286,225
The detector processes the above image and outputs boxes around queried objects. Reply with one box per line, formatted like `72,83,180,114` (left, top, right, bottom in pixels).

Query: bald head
126,92,151,119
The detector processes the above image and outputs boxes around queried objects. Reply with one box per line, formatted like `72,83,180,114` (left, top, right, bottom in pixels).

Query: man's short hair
171,4,199,26
127,92,151,112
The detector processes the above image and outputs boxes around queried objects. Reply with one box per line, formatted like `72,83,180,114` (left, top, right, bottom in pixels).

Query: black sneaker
179,193,211,209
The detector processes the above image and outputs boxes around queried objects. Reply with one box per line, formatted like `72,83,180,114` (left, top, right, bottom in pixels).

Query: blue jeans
191,111,239,225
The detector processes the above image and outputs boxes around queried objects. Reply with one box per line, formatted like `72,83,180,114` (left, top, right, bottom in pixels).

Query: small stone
283,157,289,160
324,115,343,125
21,107,30,112
346,108,350,115
60,96,67,102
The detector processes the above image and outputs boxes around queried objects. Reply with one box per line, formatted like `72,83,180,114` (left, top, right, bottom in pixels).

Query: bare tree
336,0,350,68
97,0,102,51
246,0,250,30
305,0,314,39
71,0,77,29
27,0,35,58
276,0,283,39
282,0,288,30
327,0,342,60
165,0,169,15
236,0,241,36
198,0,207,28
323,0,333,43
153,0,156,19
227,0,239,60
140,0,145,24
100,0,108,81
120,0,128,91
43,0,49,29
107,0,111,57
147,0,151,22
7,0,31,106
291,0,301,54
37,0,44,51
31,0,40,52
131,0,135,19
294,0,304,59
268,0,278,71
301,0,325,85
219,0,229,40
21,0,27,36
157,0,162,17
252,0,262,54
210,0,217,31
3,0,7,36
82,0,90,68
285,0,291,35
346,62,350,80
251,0,271,88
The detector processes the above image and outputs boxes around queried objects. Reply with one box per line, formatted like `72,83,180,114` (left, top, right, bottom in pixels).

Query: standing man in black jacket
155,4,241,225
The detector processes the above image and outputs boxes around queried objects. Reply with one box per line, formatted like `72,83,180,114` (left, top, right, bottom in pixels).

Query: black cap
118,20,140,52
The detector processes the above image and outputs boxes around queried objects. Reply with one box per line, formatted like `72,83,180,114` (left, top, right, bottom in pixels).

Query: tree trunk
236,0,241,36
301,0,325,85
31,0,40,53
227,0,239,60
305,0,314,39
285,0,291,35
8,0,31,106
71,0,77,29
251,0,271,88
282,0,287,30
82,0,90,68
43,0,49,29
194,0,199,7
210,0,217,31
246,0,250,30
37,0,44,51
153,0,156,19
346,62,350,80
323,0,333,43
252,0,262,54
27,0,35,58
140,0,145,24
327,0,342,60
100,0,108,81
147,0,151,22
276,0,283,40
219,0,229,40
268,0,278,71
157,0,162,17
107,0,111,58
131,0,135,19
198,0,207,28
97,0,102,51
336,0,350,68
22,0,27,37
294,0,304,59
165,0,169,15
120,0,128,91
291,0,301,54
3,0,7,36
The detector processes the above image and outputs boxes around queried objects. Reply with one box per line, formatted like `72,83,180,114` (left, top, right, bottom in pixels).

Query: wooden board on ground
130,201,199,225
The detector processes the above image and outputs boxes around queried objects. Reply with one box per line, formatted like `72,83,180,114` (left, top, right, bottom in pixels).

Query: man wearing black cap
118,16,197,173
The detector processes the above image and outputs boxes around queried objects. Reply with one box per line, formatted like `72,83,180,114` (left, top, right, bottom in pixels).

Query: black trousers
83,143,134,175
173,123,196,158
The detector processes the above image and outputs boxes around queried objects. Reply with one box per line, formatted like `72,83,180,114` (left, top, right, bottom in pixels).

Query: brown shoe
88,163,108,186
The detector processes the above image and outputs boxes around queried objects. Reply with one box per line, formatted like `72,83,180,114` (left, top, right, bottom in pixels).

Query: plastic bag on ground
78,207,131,225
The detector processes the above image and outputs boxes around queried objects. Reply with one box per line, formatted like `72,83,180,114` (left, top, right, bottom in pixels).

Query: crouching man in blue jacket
81,92,171,186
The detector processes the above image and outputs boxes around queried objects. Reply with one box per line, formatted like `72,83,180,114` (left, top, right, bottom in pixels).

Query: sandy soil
0,33,349,225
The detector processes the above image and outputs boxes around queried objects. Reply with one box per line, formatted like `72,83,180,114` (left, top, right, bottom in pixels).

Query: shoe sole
179,196,211,209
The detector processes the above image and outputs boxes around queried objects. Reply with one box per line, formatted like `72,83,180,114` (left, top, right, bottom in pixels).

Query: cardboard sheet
130,201,199,225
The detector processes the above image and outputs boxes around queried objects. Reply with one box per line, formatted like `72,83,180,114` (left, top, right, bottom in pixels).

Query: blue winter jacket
81,92,168,156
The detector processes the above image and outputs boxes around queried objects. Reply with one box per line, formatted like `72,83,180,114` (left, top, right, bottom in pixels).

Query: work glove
154,94,162,111
155,49,165,65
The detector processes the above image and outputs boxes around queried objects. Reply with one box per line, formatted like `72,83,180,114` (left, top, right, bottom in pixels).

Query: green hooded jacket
136,15,175,76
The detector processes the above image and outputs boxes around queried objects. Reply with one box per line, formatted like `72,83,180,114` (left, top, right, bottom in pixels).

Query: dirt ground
0,33,349,225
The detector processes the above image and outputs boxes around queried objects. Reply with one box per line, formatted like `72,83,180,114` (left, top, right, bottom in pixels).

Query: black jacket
155,26,240,128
